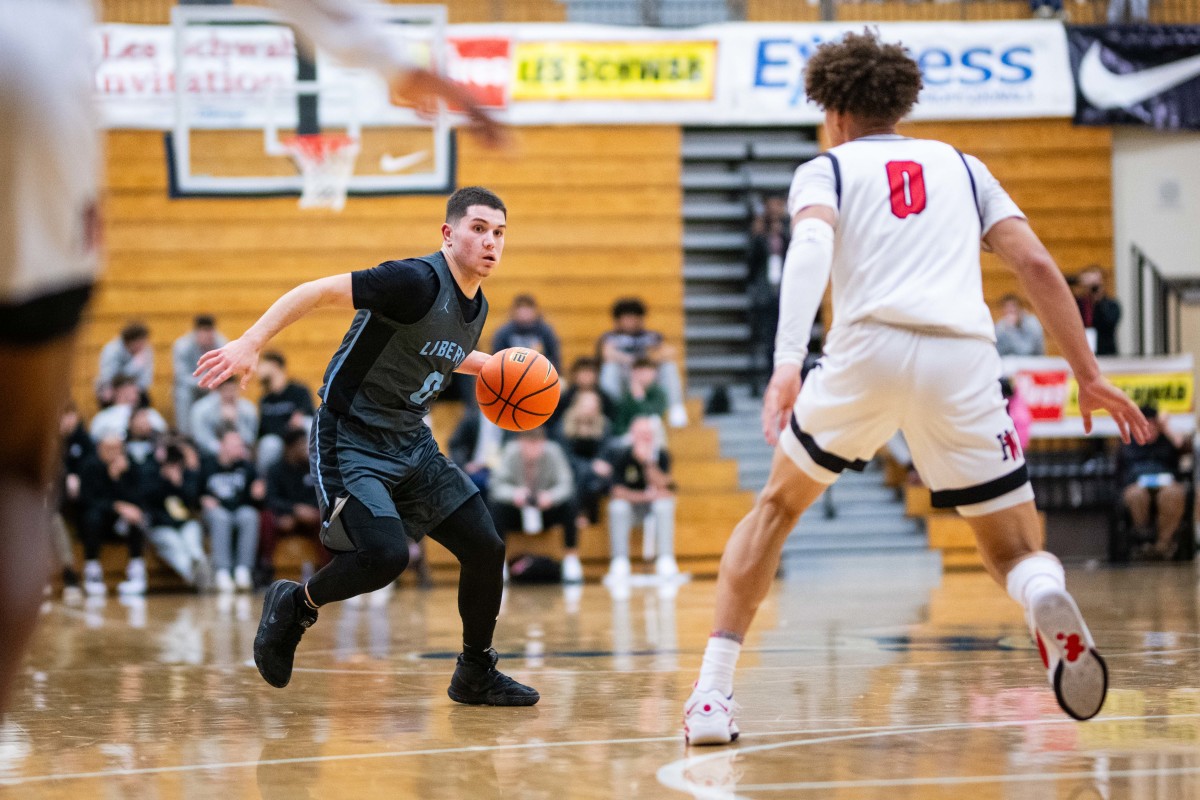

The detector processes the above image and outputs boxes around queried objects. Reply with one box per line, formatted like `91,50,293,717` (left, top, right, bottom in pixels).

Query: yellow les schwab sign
512,41,717,101
1064,372,1195,416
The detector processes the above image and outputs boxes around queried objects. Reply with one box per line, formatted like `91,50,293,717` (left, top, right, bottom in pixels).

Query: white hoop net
281,134,360,211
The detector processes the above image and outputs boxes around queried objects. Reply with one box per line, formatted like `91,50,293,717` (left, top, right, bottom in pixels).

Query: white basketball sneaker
1029,588,1108,721
683,685,740,746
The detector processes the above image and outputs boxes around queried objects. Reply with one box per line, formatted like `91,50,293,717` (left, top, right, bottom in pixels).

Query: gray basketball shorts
309,406,478,551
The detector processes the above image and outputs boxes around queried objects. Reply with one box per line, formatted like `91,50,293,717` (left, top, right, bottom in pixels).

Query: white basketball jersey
788,135,1024,342
0,1,101,304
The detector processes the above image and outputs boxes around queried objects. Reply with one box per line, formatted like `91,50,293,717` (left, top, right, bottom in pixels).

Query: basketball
476,348,560,431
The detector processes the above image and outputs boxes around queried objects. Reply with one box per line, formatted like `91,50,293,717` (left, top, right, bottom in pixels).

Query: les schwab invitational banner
96,20,1076,129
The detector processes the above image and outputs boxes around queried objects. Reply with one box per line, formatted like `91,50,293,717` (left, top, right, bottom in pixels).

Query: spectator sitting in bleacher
489,427,582,583
449,405,501,500
597,297,688,428
78,436,148,597
96,321,154,407
605,415,678,583
552,357,616,435
561,388,614,531
172,314,225,436
613,357,668,437
55,403,92,597
191,378,258,457
1118,404,1189,559
90,376,167,442
492,294,562,370
256,350,315,475
143,440,208,590
260,428,325,584
995,294,1045,357
200,427,264,593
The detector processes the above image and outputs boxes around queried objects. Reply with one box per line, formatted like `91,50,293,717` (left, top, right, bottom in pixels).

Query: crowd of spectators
447,295,687,585
65,294,690,595
58,315,323,598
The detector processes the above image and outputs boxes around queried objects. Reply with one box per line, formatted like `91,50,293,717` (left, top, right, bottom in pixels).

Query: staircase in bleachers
679,127,820,390
706,387,929,558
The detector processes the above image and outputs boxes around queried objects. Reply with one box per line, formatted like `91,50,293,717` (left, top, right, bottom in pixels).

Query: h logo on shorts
997,430,1022,462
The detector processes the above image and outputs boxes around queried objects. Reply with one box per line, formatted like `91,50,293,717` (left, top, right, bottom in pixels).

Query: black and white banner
1069,26,1200,130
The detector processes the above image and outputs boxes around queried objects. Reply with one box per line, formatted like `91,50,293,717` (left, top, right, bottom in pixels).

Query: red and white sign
1012,370,1070,422
447,37,511,109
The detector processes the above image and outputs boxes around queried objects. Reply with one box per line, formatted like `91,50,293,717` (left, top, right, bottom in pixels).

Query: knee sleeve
341,498,410,580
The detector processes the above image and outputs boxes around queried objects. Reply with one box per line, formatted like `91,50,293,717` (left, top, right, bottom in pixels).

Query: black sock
462,643,494,665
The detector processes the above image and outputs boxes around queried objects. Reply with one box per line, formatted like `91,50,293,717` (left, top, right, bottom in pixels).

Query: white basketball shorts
780,322,1033,516
0,2,101,344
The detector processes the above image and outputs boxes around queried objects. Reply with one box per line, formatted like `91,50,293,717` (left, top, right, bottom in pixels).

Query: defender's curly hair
804,30,923,124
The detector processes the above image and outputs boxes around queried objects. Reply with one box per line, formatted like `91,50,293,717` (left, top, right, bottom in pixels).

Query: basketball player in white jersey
682,31,1152,745
0,0,504,718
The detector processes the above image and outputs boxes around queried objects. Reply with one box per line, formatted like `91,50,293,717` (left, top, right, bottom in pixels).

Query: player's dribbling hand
194,338,261,390
1077,376,1154,445
761,364,802,447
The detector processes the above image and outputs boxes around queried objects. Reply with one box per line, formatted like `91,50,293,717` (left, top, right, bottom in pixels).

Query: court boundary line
5,713,1199,787
656,712,1200,799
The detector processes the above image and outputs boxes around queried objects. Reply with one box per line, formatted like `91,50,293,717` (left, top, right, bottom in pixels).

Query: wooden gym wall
79,126,683,419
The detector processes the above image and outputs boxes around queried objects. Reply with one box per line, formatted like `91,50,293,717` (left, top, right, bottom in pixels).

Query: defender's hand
195,337,262,390
762,363,802,447
1077,376,1153,444
390,69,509,150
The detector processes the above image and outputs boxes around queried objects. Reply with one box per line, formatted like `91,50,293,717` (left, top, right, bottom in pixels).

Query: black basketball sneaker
447,648,540,706
254,580,318,688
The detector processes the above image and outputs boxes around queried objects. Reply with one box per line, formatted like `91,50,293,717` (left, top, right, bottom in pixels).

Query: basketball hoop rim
280,133,360,160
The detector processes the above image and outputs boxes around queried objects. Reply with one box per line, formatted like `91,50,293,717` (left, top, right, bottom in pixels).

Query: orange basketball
476,348,560,432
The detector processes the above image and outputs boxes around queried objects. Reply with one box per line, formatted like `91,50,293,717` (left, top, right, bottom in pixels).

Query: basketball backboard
167,4,454,198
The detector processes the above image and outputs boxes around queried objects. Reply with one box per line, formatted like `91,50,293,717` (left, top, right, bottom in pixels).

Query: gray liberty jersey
319,252,487,432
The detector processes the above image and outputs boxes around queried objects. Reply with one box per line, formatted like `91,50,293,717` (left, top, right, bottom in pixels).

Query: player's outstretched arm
267,0,506,148
986,218,1152,444
194,275,353,390
455,350,490,376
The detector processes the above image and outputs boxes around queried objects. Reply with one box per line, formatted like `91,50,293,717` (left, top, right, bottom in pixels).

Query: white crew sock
1006,552,1066,610
696,636,741,696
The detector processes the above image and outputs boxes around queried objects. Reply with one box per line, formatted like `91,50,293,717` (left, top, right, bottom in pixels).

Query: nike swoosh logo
1079,42,1200,109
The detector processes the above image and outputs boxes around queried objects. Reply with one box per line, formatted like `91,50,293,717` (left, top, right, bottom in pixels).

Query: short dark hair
121,321,149,344
216,422,240,439
283,428,308,449
446,186,506,224
512,293,538,309
805,30,923,126
262,350,286,369
111,375,138,391
570,356,599,374
193,314,215,329
612,297,646,319
632,356,657,371
1140,403,1159,420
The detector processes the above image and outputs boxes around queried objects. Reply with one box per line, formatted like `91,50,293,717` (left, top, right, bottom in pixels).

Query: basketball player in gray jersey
197,187,538,705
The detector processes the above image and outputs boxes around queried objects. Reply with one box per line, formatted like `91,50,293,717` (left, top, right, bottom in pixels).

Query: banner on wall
1068,25,1200,130
1003,354,1196,438
94,21,1077,129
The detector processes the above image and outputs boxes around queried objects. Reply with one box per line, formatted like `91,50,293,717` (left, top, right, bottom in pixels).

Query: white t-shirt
788,135,1024,343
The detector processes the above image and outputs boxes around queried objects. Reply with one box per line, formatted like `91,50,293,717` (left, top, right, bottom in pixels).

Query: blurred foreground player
197,188,538,705
682,32,1152,745
0,3,102,718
